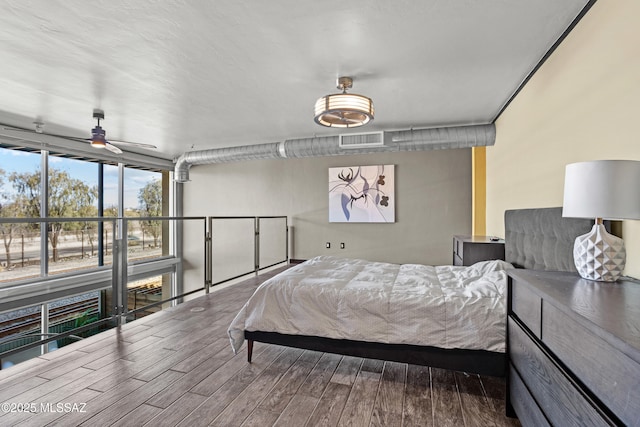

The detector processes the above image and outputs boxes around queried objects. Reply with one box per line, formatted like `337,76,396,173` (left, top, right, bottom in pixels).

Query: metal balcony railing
0,215,288,369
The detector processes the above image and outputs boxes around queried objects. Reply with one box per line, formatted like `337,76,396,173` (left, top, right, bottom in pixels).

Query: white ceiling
0,0,590,160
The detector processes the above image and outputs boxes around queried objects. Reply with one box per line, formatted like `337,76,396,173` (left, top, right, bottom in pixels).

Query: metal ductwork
174,124,495,183
174,143,281,183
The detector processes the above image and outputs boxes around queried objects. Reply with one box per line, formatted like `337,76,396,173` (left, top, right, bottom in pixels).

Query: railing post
98,164,104,266
172,181,184,306
40,303,49,355
254,217,260,276
205,217,212,294
40,151,49,277
118,218,128,325
111,224,120,325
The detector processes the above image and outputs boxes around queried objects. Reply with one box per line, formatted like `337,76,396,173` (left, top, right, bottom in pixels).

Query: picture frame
328,165,395,223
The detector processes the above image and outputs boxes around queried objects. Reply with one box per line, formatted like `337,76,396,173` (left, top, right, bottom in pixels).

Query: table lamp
562,160,640,282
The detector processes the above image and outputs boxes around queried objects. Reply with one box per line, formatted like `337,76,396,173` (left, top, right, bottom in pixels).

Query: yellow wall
472,147,486,236
486,0,640,278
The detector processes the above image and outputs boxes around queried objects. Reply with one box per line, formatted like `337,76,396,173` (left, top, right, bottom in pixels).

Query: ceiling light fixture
314,76,374,128
90,110,107,149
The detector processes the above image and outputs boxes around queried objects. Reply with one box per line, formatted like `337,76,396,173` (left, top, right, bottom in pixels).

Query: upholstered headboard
504,207,598,272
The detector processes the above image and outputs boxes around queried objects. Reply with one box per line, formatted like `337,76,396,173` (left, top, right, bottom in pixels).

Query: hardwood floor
0,265,520,426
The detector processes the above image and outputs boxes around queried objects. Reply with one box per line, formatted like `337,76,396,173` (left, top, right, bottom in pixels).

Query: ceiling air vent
338,131,389,149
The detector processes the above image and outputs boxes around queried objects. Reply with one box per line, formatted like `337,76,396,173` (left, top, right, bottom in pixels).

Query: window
0,146,169,281
0,141,179,368
0,292,106,369
124,168,167,262
103,163,119,217
0,303,42,369
0,148,42,281
47,156,100,274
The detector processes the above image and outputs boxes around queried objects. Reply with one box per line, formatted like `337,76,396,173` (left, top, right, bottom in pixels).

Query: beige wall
183,149,472,266
486,0,640,278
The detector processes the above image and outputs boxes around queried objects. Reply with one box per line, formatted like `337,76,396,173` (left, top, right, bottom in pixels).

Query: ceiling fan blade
65,136,92,143
63,135,151,149
323,113,343,121
3,126,88,141
4,116,156,152
107,139,157,149
2,127,37,133
104,142,123,154
322,113,363,124
322,113,352,124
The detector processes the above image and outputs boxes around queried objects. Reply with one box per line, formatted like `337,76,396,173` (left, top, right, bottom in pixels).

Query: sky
0,147,160,209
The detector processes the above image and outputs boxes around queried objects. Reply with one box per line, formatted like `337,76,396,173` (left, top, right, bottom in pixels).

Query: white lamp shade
562,160,640,220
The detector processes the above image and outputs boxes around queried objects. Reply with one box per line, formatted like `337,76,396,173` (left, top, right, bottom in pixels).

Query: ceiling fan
3,109,157,154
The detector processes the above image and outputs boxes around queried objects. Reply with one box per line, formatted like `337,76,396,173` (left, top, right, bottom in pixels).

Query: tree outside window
138,179,162,248
9,168,97,262
0,168,24,268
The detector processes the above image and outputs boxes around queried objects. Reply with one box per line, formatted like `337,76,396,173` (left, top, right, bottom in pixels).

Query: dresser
452,235,505,266
507,269,640,426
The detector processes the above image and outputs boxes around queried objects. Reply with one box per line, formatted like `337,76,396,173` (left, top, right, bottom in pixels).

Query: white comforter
228,256,513,354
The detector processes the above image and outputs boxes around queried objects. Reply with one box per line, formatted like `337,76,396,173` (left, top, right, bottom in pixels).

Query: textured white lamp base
573,223,626,282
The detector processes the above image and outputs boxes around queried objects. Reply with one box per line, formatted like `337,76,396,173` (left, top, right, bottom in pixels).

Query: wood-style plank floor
0,265,520,426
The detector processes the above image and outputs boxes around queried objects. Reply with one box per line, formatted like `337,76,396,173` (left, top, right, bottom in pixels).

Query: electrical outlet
340,242,345,249
326,242,331,249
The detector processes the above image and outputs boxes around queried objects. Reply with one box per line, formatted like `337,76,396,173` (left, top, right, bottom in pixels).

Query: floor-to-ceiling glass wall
0,145,175,368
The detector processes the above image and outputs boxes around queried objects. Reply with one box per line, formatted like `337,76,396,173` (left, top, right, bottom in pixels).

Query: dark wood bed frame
242,208,595,378
245,331,506,376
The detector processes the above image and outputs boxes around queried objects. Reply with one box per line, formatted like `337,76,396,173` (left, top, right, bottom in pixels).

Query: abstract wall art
328,165,395,223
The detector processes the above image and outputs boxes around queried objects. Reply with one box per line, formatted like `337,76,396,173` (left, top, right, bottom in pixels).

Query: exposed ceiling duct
174,124,495,183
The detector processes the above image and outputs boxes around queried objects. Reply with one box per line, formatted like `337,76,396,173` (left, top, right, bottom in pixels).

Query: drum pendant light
314,77,374,128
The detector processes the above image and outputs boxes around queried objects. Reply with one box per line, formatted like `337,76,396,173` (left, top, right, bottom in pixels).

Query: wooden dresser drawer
510,279,542,338
509,364,550,427
542,302,640,426
507,269,640,426
509,318,611,426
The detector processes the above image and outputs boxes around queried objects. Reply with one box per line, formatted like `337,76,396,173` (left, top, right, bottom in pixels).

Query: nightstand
507,269,640,426
452,235,505,266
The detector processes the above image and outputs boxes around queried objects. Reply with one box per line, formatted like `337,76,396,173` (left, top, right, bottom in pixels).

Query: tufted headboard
504,207,599,272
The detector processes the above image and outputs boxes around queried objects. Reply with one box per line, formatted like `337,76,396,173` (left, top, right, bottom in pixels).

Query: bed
227,207,596,377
